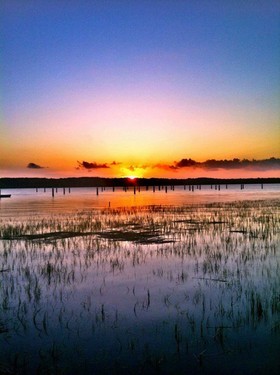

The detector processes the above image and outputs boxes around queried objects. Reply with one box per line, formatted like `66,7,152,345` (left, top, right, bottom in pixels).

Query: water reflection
0,184,280,217
0,199,279,374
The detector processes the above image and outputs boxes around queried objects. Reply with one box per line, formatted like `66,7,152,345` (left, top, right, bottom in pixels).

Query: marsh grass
0,199,279,374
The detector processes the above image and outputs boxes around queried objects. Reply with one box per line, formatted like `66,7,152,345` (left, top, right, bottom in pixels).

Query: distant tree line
0,177,279,189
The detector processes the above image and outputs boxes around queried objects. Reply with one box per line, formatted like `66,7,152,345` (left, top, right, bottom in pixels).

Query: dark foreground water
0,186,279,374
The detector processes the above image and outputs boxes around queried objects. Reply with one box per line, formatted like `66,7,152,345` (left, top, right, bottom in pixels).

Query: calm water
0,185,279,374
1,184,279,217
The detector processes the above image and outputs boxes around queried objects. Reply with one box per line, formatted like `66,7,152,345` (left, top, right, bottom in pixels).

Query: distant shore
0,177,279,189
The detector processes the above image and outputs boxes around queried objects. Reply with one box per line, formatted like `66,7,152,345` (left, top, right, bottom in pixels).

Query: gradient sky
1,0,280,178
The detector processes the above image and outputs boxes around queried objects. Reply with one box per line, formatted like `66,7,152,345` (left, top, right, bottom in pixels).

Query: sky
1,0,280,179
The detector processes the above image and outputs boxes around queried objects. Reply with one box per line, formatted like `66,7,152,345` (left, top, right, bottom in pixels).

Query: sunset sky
1,0,279,179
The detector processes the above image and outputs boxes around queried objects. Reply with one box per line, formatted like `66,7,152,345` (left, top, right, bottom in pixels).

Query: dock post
52,188,54,197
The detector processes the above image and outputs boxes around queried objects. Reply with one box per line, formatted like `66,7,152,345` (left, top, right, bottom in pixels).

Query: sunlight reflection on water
0,187,279,374
1,184,279,217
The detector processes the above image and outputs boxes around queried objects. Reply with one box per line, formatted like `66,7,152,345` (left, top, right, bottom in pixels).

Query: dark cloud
175,158,197,169
111,161,122,166
77,161,110,170
27,162,44,169
202,158,280,170
156,157,280,171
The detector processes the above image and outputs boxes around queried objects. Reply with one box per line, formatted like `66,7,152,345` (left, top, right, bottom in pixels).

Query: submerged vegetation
0,199,279,374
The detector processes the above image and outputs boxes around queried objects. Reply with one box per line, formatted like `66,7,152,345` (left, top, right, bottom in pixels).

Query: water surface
0,186,279,374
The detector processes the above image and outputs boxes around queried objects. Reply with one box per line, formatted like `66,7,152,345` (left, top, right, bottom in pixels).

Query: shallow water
0,184,279,217
0,189,279,374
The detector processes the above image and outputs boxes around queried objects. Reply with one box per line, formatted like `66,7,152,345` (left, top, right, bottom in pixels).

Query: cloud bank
165,157,280,171
75,157,280,174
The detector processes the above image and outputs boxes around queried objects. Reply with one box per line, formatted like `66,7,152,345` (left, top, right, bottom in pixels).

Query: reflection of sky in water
1,184,280,217
0,199,279,373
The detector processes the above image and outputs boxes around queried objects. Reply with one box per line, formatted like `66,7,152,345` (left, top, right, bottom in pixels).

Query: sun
121,166,145,179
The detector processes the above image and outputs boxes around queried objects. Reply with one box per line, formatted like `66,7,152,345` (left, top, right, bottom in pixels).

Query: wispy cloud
126,164,148,172
77,161,110,170
156,157,280,171
27,162,45,169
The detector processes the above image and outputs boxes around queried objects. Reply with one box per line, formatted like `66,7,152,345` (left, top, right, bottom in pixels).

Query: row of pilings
35,183,265,197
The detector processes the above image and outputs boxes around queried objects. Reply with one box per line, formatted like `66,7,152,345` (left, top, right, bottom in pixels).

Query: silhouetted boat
0,194,11,198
